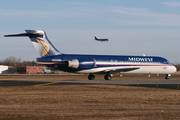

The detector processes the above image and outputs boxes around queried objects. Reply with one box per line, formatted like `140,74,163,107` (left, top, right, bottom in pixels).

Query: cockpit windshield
167,61,171,64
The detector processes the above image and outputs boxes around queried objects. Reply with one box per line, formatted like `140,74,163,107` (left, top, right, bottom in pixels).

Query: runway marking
33,82,59,86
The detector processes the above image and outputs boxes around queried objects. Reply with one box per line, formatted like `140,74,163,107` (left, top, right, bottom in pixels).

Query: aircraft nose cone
173,66,177,73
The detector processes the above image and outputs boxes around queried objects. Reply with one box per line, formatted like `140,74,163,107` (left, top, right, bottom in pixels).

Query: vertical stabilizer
25,30,62,57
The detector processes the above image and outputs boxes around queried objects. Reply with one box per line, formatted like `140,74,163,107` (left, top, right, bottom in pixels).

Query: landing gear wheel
88,74,95,80
165,74,170,79
104,74,112,80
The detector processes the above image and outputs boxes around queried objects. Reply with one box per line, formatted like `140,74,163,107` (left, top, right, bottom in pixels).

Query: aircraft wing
95,67,140,74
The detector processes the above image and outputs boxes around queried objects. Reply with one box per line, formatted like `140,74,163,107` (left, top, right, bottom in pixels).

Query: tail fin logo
36,39,50,57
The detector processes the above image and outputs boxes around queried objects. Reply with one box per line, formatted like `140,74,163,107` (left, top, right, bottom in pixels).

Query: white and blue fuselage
37,54,176,75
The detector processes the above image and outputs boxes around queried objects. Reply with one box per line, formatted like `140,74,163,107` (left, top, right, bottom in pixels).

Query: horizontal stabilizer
4,33,42,38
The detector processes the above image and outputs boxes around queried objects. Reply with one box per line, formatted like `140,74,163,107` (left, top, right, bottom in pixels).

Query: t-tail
94,36,98,40
4,30,62,57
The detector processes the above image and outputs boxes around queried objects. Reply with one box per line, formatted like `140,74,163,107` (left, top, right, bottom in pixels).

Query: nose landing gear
165,74,171,79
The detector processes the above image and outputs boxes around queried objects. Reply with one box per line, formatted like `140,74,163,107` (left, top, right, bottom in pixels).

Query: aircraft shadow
123,84,180,90
0,80,96,87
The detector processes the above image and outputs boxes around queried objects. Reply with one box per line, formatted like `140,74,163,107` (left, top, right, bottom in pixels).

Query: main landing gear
88,74,95,80
104,74,112,80
88,74,112,80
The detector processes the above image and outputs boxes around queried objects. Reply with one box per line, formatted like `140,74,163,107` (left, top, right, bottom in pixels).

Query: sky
0,0,180,63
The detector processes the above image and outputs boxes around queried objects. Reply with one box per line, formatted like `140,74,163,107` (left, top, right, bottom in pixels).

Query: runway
0,78,180,90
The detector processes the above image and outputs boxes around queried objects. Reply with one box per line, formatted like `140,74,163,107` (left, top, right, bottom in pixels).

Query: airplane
94,36,109,42
4,30,177,80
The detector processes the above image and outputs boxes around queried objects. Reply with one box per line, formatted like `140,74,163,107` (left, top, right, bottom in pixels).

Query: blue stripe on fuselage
37,54,169,65
37,54,168,62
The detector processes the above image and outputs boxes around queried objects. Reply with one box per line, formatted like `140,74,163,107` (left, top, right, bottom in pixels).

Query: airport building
8,67,17,74
0,65,8,74
17,66,44,74
0,65,55,74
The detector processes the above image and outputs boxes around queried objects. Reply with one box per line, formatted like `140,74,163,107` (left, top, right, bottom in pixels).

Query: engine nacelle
67,58,96,69
67,59,79,69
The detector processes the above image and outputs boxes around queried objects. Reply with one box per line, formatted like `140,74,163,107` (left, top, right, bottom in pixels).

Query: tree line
0,57,39,67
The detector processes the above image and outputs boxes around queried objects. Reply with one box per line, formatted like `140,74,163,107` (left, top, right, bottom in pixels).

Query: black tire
88,74,95,80
104,74,112,80
165,74,169,79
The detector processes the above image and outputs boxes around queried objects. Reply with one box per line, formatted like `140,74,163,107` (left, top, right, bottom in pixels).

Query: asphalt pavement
0,79,180,90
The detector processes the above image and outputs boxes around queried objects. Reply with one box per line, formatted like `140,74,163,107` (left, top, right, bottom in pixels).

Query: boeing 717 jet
4,30,177,80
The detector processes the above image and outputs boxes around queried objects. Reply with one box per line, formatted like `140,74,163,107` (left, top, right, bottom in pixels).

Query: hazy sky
0,0,180,63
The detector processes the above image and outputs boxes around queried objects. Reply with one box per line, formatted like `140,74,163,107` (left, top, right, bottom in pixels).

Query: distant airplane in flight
4,30,176,80
94,36,109,42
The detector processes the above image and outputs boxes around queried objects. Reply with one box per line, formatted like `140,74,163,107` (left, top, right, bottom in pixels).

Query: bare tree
0,57,40,67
